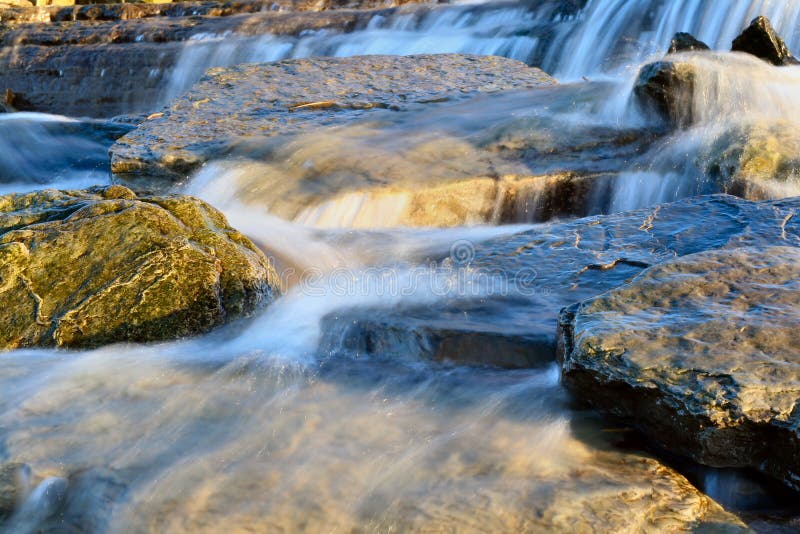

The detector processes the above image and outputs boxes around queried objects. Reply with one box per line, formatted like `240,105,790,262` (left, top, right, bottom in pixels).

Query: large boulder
558,246,800,491
731,15,799,66
700,120,800,199
110,54,555,187
0,185,279,349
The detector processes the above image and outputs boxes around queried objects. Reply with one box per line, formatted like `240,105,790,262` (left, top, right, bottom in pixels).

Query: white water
554,0,800,79
610,52,800,211
0,113,114,192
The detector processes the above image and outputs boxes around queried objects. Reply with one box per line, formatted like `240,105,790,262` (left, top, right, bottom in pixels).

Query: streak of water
0,113,123,192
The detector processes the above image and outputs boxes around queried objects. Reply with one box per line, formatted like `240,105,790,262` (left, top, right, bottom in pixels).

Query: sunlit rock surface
0,185,279,348
110,54,555,186
558,246,800,492
321,194,800,368
701,120,800,199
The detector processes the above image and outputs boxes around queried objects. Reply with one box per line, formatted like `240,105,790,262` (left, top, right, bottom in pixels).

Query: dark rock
731,15,799,66
0,185,280,349
633,59,695,127
558,246,800,491
668,32,710,54
2,88,32,112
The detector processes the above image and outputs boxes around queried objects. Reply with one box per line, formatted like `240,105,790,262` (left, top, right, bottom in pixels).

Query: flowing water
2,0,800,531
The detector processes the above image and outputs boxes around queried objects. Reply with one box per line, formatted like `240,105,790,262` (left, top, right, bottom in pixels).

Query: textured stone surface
0,185,279,349
110,54,556,186
558,246,800,491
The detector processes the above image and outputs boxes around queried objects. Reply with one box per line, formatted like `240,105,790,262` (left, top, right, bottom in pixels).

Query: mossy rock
0,185,279,349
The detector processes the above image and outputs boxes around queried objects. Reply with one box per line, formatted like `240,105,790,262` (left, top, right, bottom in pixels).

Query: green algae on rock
558,246,800,491
0,185,279,349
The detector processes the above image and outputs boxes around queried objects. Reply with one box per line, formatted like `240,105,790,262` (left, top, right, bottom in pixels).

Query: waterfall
162,0,800,102
552,0,800,79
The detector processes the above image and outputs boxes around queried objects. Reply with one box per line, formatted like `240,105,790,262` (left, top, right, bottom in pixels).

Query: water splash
551,0,800,79
610,53,800,211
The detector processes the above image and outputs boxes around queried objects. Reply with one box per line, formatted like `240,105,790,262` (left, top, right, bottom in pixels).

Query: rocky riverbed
0,0,800,531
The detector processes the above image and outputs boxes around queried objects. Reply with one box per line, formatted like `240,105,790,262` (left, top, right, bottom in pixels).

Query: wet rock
731,16,799,66
177,80,653,228
1,0,426,24
110,54,555,187
321,194,800,368
0,185,279,349
633,59,696,127
668,32,710,54
558,246,800,491
700,120,800,199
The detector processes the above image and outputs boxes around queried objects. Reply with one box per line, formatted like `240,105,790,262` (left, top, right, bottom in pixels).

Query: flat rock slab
320,194,800,368
558,245,800,491
0,185,279,349
109,54,555,186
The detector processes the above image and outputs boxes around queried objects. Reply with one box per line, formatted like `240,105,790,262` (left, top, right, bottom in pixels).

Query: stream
1,0,799,531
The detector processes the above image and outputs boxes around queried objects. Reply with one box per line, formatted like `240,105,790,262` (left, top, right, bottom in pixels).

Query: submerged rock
0,463,30,520
0,185,279,349
110,54,555,187
701,120,800,199
668,32,710,54
633,59,695,127
558,246,800,491
731,15,799,66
